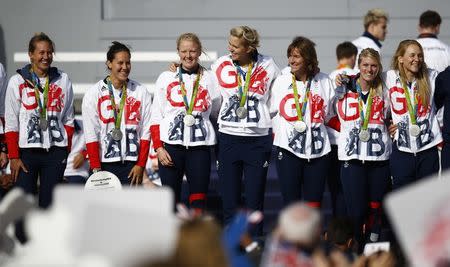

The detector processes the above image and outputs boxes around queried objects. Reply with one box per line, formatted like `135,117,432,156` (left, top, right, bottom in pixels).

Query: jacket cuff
86,142,101,169
150,125,163,150
136,139,150,167
64,125,75,152
5,132,20,159
326,116,341,132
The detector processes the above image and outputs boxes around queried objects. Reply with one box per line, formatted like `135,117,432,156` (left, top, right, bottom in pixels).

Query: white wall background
0,0,449,99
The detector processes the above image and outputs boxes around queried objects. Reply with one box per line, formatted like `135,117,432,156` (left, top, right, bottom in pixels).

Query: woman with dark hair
211,26,280,236
150,33,220,211
5,32,74,242
335,48,391,246
82,41,152,185
386,40,442,189
270,36,333,209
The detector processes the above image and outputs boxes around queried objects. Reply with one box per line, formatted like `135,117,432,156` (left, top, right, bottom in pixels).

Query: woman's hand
156,147,174,167
335,74,349,87
72,153,85,169
10,158,28,182
128,165,144,186
169,62,179,72
0,152,8,169
388,123,398,138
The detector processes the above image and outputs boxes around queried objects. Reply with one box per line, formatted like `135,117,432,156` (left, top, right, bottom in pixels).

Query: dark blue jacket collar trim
17,64,60,84
418,33,438,39
362,31,382,48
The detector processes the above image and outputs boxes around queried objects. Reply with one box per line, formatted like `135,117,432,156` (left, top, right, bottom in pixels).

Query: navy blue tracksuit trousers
158,144,211,210
276,147,329,208
217,132,272,236
327,145,346,217
340,159,390,246
101,160,136,185
15,146,68,243
390,142,439,190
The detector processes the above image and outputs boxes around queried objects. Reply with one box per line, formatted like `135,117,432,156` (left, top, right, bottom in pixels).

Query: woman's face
398,44,424,76
107,51,131,84
288,48,307,75
228,35,252,62
359,56,379,83
178,39,201,71
29,41,53,75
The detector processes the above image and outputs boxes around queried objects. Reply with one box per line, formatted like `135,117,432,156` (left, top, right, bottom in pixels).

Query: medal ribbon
31,70,49,120
356,79,374,130
400,79,418,125
178,66,202,115
235,62,253,107
291,75,311,122
106,77,127,129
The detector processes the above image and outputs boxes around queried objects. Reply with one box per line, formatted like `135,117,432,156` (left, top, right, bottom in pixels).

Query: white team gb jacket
5,66,74,152
270,72,334,159
335,77,392,161
327,67,360,145
82,78,152,164
384,69,442,153
150,67,221,147
417,37,450,73
211,54,280,136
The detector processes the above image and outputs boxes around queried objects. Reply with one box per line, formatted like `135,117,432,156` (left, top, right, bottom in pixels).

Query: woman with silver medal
209,26,280,237
150,33,220,212
335,48,391,248
5,33,75,243
386,40,442,190
270,36,334,210
82,42,152,186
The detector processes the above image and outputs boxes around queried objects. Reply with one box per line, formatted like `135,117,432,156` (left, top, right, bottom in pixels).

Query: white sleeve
61,74,74,128
208,70,222,121
324,77,336,123
149,74,166,126
0,64,7,118
267,60,281,118
268,77,282,118
140,87,152,141
81,86,101,143
4,77,21,133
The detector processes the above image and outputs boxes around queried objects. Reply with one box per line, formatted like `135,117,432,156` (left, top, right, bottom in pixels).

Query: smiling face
359,56,380,83
178,39,201,71
228,35,252,63
107,51,131,85
29,41,53,76
288,48,307,76
398,44,424,77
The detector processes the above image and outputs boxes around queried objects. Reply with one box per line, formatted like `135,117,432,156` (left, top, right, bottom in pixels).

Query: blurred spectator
261,202,321,267
324,218,357,262
352,8,389,69
416,10,450,73
137,217,229,267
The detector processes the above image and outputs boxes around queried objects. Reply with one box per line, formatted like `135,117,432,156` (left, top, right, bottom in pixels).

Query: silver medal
409,125,421,137
183,114,195,127
111,128,123,141
293,121,307,133
359,129,370,142
39,118,48,131
236,107,248,119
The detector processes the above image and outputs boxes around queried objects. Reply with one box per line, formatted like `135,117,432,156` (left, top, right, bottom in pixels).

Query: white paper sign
85,171,122,190
385,172,450,267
